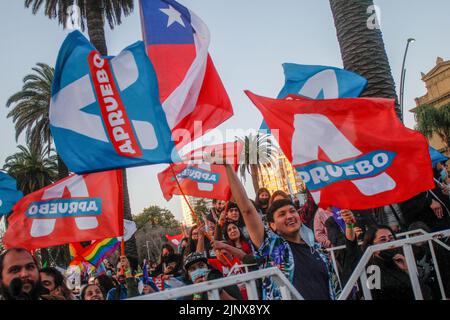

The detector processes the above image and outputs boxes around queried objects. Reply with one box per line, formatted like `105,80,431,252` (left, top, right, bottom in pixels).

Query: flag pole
169,164,233,267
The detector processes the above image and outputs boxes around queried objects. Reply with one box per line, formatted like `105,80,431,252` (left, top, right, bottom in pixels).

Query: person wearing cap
183,252,243,300
224,164,340,300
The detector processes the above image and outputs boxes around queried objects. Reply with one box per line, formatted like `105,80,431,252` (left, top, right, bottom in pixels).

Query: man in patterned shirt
224,164,340,300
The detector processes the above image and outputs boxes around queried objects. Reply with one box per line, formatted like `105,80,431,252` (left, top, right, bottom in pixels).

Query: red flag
165,233,184,246
246,91,434,209
3,170,124,250
158,141,243,201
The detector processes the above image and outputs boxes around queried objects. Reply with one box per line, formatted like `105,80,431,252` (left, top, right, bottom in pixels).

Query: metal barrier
337,229,450,300
128,267,304,300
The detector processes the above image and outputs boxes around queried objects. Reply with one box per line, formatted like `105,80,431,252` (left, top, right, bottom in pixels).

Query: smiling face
227,224,240,242
269,205,301,238
83,284,104,300
191,228,199,241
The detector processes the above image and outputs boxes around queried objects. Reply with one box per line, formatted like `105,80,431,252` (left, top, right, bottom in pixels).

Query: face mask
440,168,447,181
379,248,401,261
259,198,268,205
189,268,208,283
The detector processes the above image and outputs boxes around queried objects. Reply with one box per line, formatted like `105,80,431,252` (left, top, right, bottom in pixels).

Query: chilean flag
139,0,233,147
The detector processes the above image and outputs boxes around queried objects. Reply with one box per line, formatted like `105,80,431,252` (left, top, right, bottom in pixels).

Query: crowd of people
1,161,449,300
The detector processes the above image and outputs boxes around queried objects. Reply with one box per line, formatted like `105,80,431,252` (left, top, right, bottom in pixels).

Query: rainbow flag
69,238,120,268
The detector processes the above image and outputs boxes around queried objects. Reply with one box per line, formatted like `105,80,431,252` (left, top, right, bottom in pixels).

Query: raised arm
225,164,265,248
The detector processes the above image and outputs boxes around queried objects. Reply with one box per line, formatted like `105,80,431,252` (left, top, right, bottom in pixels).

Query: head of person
267,199,301,239
184,252,209,284
189,225,199,241
434,161,448,181
117,274,126,285
40,267,73,299
80,284,104,300
161,244,175,259
269,190,290,207
224,222,244,244
94,274,116,296
362,225,399,260
213,199,227,213
0,248,41,300
163,254,181,275
256,188,271,208
226,202,242,223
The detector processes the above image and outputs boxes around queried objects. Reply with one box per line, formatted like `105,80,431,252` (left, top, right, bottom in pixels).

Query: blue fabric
0,172,23,216
260,63,367,131
106,285,128,300
429,146,448,168
140,0,194,44
50,31,178,174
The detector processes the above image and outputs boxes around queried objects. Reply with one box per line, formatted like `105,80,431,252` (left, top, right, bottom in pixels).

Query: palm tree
3,142,58,195
6,63,69,179
238,133,278,194
329,0,400,118
415,103,450,152
25,0,138,261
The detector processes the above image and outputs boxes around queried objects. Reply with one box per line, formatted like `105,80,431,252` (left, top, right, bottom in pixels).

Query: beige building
180,196,213,227
257,151,305,196
411,56,450,156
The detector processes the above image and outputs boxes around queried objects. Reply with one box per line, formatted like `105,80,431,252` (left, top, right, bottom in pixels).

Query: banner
3,170,124,250
158,141,243,201
166,233,184,246
140,0,233,147
247,91,434,209
0,172,23,216
50,31,177,173
261,63,367,131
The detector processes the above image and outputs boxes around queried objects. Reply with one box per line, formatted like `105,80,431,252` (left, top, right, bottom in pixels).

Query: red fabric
246,91,434,209
3,170,124,250
172,55,234,148
158,141,243,201
208,257,241,276
165,233,184,246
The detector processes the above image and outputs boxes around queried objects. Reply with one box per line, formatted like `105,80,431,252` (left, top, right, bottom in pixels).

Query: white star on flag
160,5,185,28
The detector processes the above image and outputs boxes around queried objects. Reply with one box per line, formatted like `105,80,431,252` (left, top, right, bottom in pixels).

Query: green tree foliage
3,142,58,195
415,103,450,151
238,134,278,193
134,205,181,231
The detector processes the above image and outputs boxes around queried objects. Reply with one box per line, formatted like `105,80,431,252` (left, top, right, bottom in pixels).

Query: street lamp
144,241,151,261
399,38,416,123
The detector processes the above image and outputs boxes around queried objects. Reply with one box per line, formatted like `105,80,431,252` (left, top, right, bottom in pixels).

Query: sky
1,0,449,222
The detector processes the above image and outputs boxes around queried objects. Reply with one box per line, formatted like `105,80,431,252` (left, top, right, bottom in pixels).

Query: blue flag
0,172,23,216
50,31,178,174
260,63,368,131
429,146,448,168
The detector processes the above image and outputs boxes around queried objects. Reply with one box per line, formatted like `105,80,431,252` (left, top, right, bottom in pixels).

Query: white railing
128,267,303,300
338,229,450,300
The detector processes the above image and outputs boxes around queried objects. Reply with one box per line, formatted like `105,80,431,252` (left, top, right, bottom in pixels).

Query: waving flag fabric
261,64,367,131
165,233,184,246
0,172,23,216
429,146,448,167
158,141,243,201
70,238,120,268
140,0,233,147
3,170,123,250
247,91,434,209
50,31,177,174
